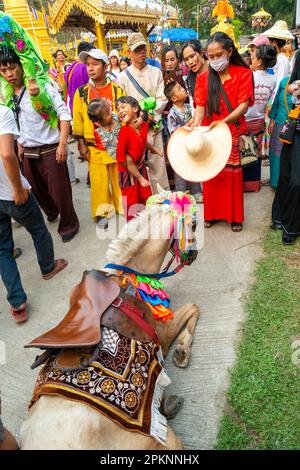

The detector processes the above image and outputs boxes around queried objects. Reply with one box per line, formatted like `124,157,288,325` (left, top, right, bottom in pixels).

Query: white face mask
209,55,229,72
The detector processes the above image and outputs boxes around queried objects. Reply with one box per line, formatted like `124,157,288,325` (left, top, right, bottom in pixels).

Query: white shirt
245,70,276,122
17,83,71,147
117,64,168,121
273,53,291,93
0,106,31,201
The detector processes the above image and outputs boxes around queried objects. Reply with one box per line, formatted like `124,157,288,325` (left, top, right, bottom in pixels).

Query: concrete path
0,153,273,449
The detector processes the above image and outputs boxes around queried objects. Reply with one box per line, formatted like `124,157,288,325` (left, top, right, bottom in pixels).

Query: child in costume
0,11,58,128
165,80,202,199
116,96,163,221
87,98,121,161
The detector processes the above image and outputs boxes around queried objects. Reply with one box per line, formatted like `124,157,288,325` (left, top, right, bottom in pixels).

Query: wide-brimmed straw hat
167,122,232,182
264,21,294,41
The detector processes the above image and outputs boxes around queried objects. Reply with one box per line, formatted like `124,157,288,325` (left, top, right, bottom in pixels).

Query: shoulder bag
219,82,258,166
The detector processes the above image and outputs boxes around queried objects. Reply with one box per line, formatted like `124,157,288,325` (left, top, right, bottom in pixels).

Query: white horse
20,195,200,450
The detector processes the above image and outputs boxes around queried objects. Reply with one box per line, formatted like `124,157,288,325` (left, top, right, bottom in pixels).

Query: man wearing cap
72,49,124,226
0,48,79,243
117,32,169,193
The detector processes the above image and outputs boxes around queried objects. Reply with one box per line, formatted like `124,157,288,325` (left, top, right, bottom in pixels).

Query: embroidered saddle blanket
30,327,170,445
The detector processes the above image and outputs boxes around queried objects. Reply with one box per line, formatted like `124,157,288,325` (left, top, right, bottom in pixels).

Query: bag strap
125,69,150,99
283,79,290,116
219,81,240,129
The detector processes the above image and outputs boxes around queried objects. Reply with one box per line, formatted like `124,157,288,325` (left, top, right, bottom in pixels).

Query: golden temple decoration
211,0,238,47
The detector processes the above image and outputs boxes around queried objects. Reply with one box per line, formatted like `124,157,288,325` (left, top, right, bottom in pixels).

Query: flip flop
42,259,68,280
159,394,184,420
10,303,27,323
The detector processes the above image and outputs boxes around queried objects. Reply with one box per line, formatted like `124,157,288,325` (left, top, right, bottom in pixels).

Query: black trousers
272,131,300,236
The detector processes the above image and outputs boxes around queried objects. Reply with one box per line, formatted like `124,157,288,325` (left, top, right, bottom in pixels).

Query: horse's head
146,190,198,271
105,190,198,278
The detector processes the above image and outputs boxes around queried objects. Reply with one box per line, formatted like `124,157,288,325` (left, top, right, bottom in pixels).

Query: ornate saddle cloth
30,327,170,445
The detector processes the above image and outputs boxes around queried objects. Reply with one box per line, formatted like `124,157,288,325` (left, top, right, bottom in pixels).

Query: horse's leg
164,303,199,368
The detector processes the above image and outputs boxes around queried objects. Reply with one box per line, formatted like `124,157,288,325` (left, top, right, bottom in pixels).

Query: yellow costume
73,81,124,219
211,0,239,48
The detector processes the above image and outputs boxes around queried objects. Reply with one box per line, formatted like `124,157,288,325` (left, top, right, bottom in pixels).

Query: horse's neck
123,237,170,275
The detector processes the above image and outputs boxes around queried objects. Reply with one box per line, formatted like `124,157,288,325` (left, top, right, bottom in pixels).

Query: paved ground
0,153,273,449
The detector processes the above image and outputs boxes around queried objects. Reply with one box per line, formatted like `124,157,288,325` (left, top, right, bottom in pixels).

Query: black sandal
204,220,217,228
231,222,243,232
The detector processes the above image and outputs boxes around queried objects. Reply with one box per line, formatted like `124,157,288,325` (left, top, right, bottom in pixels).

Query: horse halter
105,191,198,279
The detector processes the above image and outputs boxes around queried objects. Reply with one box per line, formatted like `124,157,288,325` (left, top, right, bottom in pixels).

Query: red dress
116,121,152,221
194,64,254,223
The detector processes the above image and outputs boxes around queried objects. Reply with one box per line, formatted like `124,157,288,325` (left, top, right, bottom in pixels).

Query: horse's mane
105,205,163,271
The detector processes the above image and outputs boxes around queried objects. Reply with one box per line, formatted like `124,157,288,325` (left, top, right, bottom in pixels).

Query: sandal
10,303,27,323
231,222,243,232
159,394,184,420
42,259,68,280
204,220,217,228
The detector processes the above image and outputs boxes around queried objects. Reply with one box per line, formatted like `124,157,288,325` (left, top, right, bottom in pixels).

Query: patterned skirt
243,118,265,193
269,123,284,188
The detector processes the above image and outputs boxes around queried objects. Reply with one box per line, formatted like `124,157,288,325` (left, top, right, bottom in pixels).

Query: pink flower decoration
40,113,49,120
16,40,26,51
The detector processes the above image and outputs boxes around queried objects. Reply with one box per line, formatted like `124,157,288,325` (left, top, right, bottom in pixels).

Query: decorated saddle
26,269,171,445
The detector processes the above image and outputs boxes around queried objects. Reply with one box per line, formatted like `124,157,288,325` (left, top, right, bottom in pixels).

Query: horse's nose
186,249,198,265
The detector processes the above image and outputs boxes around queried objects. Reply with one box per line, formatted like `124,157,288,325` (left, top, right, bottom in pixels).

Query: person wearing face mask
181,40,208,106
192,32,254,232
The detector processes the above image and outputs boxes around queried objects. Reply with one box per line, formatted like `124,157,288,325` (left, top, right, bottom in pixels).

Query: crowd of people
1,11,300,325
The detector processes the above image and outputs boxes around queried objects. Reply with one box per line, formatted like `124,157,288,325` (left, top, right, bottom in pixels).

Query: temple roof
50,0,178,32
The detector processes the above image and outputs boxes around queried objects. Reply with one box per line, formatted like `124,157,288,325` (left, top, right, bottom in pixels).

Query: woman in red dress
192,32,254,232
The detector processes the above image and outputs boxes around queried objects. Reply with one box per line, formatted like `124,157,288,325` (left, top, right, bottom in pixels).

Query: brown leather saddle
25,270,158,371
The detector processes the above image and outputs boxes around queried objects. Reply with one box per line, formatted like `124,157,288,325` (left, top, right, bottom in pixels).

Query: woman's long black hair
207,32,250,117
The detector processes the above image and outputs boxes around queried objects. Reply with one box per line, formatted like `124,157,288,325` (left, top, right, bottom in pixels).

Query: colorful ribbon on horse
127,274,173,323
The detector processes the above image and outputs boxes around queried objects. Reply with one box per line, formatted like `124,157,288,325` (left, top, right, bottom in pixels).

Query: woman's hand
268,119,275,135
139,177,151,188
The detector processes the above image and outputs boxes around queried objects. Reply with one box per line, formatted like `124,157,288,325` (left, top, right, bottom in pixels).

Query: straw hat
167,122,232,182
264,21,294,41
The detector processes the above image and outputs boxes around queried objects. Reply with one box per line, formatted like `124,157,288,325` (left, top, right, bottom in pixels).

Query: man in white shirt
0,105,68,323
0,49,79,242
117,33,169,193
